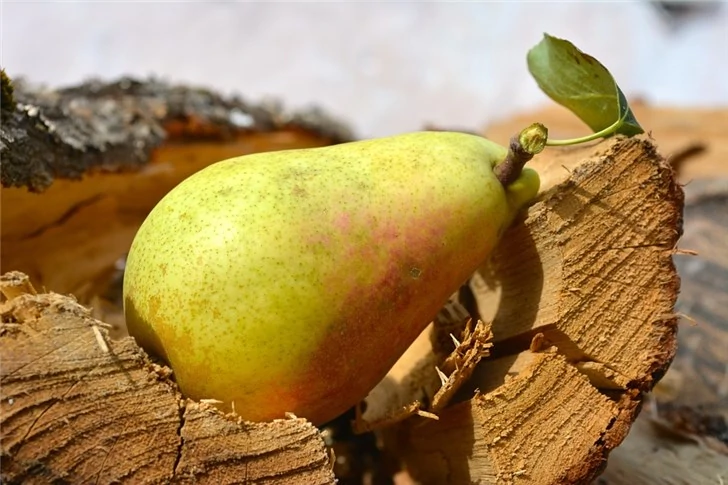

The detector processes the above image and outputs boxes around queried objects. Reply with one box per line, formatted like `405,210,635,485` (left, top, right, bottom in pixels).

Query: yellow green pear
123,131,540,425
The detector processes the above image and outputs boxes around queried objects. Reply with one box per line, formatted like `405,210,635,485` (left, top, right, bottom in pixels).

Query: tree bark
1,76,352,193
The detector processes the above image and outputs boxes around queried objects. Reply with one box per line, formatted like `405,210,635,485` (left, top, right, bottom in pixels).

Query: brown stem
494,123,548,187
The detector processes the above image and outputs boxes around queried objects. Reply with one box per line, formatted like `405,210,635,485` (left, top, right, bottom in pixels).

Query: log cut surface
482,103,728,484
0,285,335,484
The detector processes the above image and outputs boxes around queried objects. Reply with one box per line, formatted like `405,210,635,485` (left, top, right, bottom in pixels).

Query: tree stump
1,77,687,484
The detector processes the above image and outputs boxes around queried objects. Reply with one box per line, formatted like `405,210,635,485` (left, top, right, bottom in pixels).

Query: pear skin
123,131,539,425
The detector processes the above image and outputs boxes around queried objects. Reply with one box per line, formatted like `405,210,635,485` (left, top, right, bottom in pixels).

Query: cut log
597,179,728,484
0,285,335,484
480,103,728,484
372,135,683,484
1,76,353,300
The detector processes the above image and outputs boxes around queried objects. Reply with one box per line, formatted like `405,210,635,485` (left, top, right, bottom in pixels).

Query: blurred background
2,1,727,138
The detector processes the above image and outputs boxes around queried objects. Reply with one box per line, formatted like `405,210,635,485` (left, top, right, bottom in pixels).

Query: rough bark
1,76,353,300
1,76,352,192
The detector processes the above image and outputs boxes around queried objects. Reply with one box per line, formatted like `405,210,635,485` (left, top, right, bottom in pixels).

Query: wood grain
398,351,640,485
0,291,335,484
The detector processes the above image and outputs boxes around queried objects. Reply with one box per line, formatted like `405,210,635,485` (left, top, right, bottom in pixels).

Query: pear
123,131,539,426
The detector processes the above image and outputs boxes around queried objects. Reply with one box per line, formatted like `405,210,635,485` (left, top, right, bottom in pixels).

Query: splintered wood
0,271,37,300
0,291,335,484
357,301,493,432
398,351,640,484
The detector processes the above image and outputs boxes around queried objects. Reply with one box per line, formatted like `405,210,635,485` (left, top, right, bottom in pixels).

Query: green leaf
527,33,643,137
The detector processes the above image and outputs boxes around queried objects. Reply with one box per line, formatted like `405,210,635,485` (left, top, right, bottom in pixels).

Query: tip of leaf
527,33,644,140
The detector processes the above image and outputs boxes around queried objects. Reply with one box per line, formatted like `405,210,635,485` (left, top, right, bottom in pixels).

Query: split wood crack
19,194,106,241
172,398,186,477
477,319,635,397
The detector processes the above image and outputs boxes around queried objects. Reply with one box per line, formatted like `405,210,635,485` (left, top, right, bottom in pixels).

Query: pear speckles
409,267,422,279
215,186,234,197
292,185,307,198
123,131,539,425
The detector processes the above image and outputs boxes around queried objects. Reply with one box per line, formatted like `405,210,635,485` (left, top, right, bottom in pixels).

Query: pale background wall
2,1,727,138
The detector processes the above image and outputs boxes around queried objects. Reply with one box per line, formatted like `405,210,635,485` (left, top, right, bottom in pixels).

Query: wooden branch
0,291,335,484
1,76,353,300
